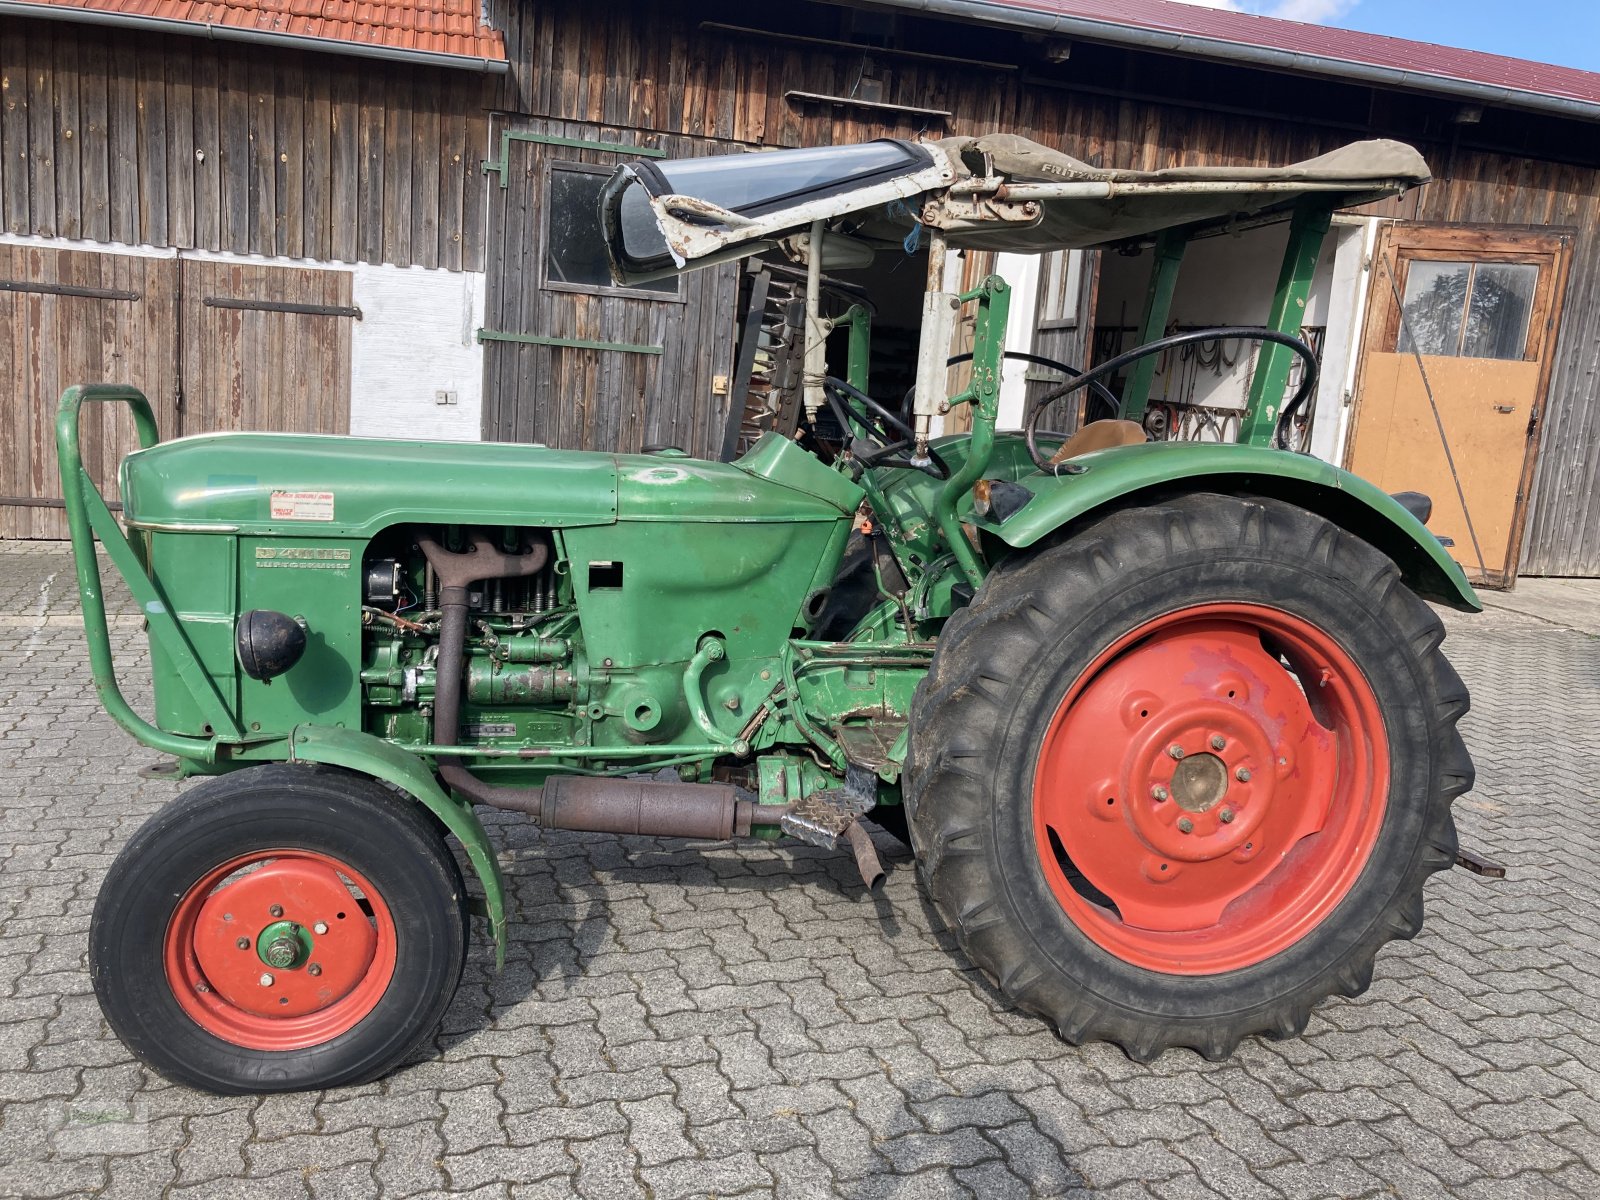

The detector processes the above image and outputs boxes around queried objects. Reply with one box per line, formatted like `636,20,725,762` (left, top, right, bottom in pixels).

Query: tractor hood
601,134,1429,284
119,433,623,536
118,431,861,537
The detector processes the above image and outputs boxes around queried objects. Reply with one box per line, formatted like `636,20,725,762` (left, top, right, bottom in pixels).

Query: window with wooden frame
1036,250,1083,329
1395,259,1538,360
543,163,680,300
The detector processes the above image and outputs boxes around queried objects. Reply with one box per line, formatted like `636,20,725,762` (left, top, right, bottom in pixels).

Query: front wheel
906,493,1472,1061
91,764,469,1093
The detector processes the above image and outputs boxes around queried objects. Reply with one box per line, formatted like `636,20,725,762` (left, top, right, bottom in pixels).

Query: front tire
906,493,1472,1061
91,764,469,1093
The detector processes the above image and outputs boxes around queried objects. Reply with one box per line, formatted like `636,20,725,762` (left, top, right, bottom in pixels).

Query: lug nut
258,973,275,987
269,904,284,918
313,922,329,936
308,963,322,977
236,937,251,950
1220,808,1235,824
1168,744,1186,760
1151,785,1169,802
1177,817,1194,834
1236,767,1252,782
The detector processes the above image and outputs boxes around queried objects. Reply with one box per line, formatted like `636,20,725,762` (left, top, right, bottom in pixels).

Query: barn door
480,120,740,456
178,259,355,437
1346,223,1572,589
0,245,178,539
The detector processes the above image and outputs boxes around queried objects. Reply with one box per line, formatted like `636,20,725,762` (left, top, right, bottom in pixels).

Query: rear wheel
906,493,1471,1060
91,764,469,1093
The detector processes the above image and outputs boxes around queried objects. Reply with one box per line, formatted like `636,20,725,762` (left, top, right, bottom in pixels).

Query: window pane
1396,260,1470,356
548,169,675,294
1038,250,1082,325
1462,262,1538,360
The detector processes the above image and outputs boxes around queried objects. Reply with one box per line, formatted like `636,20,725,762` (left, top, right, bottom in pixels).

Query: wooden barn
4,0,1600,585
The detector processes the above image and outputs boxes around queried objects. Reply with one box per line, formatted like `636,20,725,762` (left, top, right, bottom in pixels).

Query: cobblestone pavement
1,542,1597,1200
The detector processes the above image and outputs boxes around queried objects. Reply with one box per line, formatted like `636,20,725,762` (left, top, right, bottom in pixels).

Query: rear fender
973,442,1480,612
287,724,510,966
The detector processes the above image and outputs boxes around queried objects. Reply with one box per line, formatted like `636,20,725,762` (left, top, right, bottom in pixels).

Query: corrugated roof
11,0,507,64
876,0,1600,118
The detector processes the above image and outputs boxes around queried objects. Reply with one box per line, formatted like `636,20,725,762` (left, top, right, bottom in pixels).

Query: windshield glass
646,140,930,217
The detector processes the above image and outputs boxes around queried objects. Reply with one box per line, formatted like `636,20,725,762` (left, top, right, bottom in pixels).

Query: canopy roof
602,134,1430,284
928,134,1431,251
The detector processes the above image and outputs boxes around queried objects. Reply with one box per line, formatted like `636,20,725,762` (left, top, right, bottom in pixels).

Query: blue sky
1180,0,1600,74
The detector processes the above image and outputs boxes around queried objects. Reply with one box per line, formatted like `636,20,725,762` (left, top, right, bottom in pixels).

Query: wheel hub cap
256,920,313,970
1170,752,1227,813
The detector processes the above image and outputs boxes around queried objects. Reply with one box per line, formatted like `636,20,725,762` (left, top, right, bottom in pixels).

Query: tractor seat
1047,419,1148,466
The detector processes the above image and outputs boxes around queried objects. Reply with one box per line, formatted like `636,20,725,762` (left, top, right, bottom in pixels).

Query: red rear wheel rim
163,849,398,1050
1032,603,1389,975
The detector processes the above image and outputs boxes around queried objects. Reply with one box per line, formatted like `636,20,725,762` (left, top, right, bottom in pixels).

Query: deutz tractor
62,133,1478,1094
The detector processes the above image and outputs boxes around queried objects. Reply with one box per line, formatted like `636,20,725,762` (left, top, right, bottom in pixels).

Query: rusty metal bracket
1455,848,1508,879
0,279,140,300
202,297,362,319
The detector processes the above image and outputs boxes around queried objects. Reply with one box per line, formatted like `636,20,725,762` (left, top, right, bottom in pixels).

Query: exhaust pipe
844,821,886,891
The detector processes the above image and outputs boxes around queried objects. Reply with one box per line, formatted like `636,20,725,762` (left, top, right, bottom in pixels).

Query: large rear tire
905,493,1471,1061
91,764,469,1093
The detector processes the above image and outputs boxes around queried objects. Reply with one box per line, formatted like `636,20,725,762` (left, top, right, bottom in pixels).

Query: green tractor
63,133,1477,1094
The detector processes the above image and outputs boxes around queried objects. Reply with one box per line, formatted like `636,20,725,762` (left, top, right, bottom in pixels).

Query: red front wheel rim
163,849,398,1050
1032,603,1390,975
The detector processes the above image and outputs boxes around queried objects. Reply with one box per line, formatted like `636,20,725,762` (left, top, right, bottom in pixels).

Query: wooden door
1,248,354,538
0,245,179,539
177,259,354,437
1346,224,1573,589
480,119,740,456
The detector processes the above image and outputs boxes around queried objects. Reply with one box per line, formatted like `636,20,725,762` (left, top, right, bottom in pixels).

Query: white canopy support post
911,229,958,465
802,220,829,420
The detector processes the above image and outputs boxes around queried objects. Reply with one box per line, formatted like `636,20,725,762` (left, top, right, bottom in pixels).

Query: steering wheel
823,376,950,479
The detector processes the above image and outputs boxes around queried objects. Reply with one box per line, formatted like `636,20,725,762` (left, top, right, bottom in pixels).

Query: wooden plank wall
487,1,1014,149
0,19,489,270
179,260,354,438
480,119,739,457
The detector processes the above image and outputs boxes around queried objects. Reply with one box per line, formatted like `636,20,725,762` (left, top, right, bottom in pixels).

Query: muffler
540,775,755,839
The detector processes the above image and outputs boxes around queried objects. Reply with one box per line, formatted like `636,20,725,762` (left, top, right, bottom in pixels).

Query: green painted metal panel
563,512,852,669
969,440,1481,611
287,724,509,966
120,433,622,536
481,129,666,189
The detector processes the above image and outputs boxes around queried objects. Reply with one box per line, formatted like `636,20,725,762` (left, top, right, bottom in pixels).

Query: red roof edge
870,0,1600,120
4,0,508,68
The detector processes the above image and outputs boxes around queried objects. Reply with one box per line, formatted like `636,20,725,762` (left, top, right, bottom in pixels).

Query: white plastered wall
346,263,485,441
0,233,487,442
994,251,1042,431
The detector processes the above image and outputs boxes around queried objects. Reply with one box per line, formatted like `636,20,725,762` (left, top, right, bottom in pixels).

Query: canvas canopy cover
601,134,1430,285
